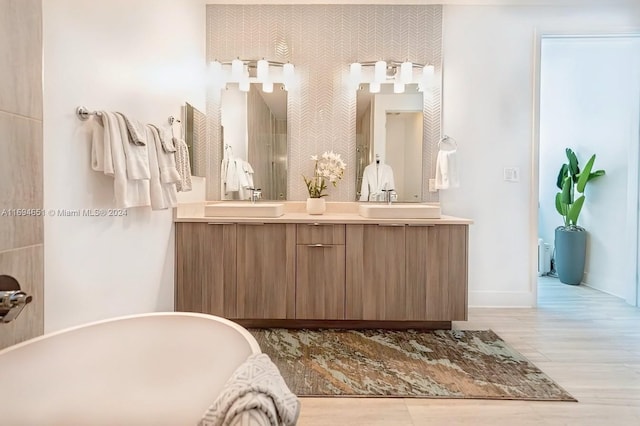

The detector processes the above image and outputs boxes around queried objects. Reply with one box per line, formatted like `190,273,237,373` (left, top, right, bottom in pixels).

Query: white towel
144,126,170,210
173,136,192,192
100,112,150,208
114,113,150,180
435,149,460,190
148,125,178,208
90,119,105,172
199,353,300,426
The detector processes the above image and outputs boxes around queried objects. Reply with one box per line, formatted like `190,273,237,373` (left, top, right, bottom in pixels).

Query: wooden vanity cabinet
346,224,468,321
175,222,237,318
295,224,346,320
235,223,296,319
176,220,468,327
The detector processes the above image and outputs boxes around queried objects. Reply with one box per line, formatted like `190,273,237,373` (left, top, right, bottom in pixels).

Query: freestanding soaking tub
0,312,261,426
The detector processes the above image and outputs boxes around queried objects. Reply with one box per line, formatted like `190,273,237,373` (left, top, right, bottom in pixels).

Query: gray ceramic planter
554,227,587,285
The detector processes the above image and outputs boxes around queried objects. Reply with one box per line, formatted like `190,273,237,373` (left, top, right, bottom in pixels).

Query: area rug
249,328,576,401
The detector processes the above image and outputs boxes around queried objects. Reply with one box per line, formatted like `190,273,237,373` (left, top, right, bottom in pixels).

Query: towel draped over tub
199,353,300,426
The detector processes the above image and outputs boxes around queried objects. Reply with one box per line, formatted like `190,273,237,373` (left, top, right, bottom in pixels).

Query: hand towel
145,126,171,210
114,113,150,180
199,353,300,426
90,119,105,172
173,136,192,192
101,112,150,208
148,125,178,208
148,124,177,153
117,112,147,146
147,125,180,184
435,149,460,190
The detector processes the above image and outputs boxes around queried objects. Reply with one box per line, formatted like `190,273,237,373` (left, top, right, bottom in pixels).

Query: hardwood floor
297,277,640,425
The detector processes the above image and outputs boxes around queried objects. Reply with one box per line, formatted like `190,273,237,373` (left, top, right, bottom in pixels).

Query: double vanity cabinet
175,205,471,329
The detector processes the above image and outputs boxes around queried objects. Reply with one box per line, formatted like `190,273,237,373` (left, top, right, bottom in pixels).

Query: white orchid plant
303,151,346,198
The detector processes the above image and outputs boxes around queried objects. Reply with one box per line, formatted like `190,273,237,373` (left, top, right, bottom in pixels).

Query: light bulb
400,61,413,84
256,59,269,82
239,78,250,92
262,81,273,93
350,62,362,80
231,58,244,79
422,64,434,78
369,82,380,93
283,62,295,81
374,60,387,83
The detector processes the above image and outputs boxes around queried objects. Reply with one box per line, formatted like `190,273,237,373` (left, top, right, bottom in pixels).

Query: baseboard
469,291,535,308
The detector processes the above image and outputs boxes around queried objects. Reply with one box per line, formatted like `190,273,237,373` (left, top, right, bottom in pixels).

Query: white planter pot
306,197,326,215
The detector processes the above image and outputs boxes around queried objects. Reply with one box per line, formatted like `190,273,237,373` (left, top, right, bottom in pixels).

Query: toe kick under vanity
174,202,473,330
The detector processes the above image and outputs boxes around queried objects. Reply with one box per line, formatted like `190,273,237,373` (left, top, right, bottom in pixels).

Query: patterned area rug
250,329,576,401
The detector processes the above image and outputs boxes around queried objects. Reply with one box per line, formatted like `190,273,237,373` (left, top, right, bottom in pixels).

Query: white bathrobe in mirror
359,162,396,202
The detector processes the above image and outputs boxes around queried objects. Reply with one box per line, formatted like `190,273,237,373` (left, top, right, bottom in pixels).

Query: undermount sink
358,203,441,219
204,202,285,218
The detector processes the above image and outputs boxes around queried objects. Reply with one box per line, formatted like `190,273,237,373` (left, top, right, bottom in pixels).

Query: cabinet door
236,223,296,319
346,224,407,320
420,224,468,321
175,223,237,318
296,244,345,319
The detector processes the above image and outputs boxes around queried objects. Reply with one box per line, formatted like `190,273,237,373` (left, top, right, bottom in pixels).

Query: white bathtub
0,312,261,426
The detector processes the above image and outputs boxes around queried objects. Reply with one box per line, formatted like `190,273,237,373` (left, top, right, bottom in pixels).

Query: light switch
503,167,520,182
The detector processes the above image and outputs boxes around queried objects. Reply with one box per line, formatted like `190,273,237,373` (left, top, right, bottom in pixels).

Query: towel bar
76,106,102,121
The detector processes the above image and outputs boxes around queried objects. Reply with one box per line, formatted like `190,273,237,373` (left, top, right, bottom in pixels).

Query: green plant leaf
576,154,595,193
556,164,568,189
567,148,579,180
560,177,572,205
555,192,564,216
568,195,585,225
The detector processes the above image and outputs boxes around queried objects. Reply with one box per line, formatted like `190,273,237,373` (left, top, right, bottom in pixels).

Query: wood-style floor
297,277,640,425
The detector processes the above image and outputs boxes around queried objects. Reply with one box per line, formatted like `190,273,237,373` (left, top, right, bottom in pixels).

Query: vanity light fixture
350,60,435,93
209,58,296,93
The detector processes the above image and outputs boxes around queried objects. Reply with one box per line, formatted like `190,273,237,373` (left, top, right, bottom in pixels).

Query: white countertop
174,202,473,225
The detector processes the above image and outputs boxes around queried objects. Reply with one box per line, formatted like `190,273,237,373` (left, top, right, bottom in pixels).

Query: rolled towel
199,353,300,426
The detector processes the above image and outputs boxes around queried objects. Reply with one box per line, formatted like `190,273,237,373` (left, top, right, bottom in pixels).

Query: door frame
531,29,640,306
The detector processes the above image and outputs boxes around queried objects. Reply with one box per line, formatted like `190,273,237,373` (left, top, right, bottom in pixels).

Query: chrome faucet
0,275,32,323
381,189,397,205
248,188,262,204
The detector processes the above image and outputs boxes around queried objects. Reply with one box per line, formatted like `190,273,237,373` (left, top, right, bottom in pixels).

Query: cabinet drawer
296,223,345,245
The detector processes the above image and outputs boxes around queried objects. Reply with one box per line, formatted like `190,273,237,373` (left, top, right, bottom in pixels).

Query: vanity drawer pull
306,244,334,248
207,222,231,225
378,223,405,227
407,224,435,227
242,223,265,226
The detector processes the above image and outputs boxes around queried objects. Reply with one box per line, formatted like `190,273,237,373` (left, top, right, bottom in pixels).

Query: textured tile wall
206,5,442,201
0,0,44,349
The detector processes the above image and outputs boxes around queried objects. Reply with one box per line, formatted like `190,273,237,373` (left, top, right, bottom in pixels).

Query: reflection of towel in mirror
199,353,300,426
435,149,460,190
360,162,395,201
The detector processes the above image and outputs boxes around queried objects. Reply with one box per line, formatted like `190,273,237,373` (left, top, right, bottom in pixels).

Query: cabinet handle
306,244,334,248
242,223,265,226
407,224,435,227
307,223,323,226
378,223,405,227
207,222,231,225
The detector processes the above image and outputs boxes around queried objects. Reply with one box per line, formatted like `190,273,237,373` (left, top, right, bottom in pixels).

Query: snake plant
555,148,605,228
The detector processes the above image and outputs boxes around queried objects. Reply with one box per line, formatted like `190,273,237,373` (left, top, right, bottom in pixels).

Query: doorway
536,35,640,306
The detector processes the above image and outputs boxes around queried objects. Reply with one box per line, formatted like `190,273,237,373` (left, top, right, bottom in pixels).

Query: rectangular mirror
183,102,206,177
356,83,423,202
220,83,288,200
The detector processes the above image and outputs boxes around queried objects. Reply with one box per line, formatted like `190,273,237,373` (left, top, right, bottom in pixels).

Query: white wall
43,0,206,332
373,92,423,163
441,4,640,307
539,37,640,301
